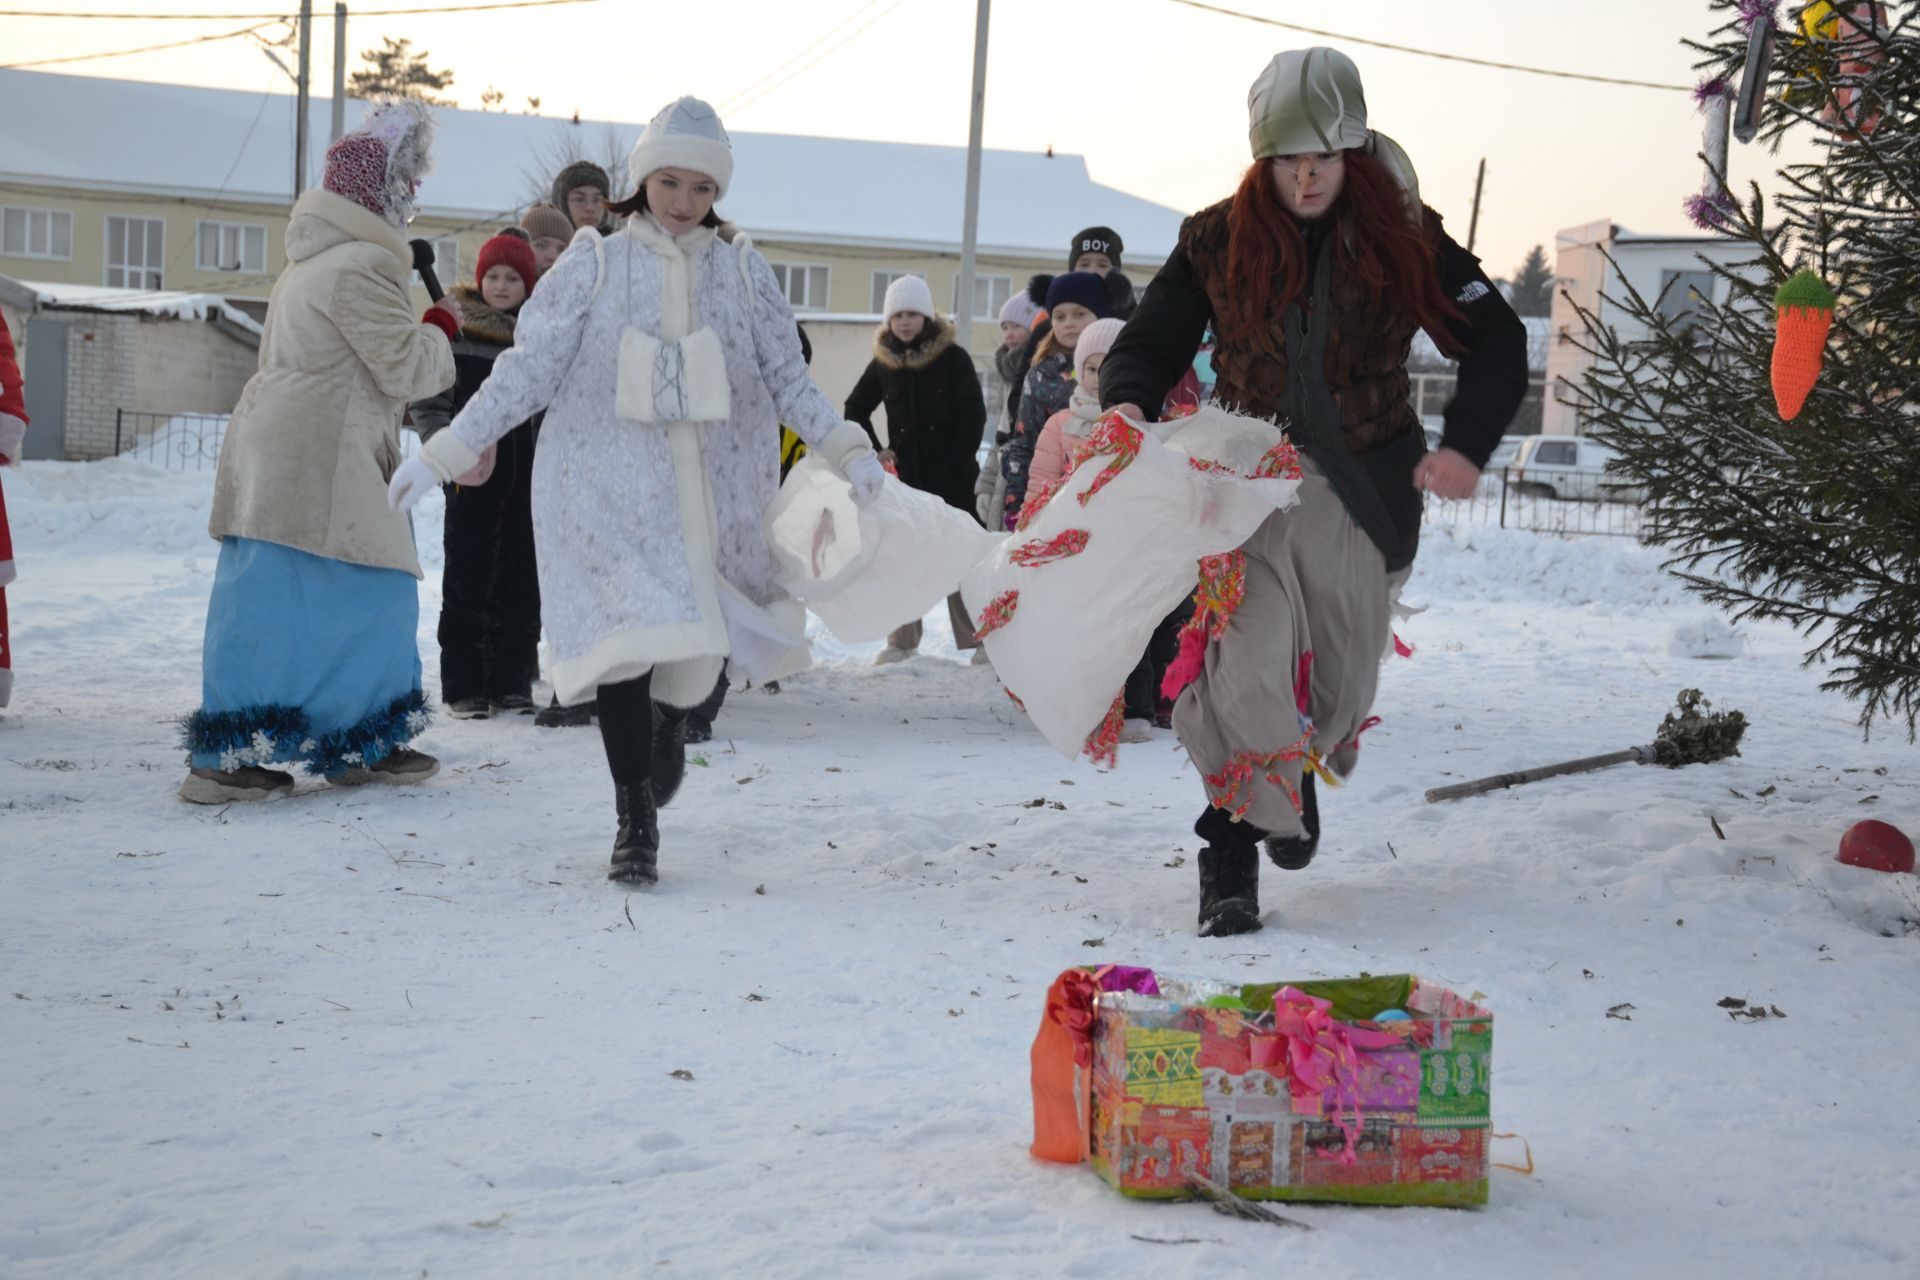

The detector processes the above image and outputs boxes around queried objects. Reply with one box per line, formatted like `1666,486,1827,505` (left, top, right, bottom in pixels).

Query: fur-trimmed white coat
424,215,861,706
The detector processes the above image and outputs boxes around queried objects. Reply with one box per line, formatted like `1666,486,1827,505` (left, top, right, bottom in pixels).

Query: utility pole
955,0,991,355
294,0,314,196
1466,156,1486,254
329,4,348,144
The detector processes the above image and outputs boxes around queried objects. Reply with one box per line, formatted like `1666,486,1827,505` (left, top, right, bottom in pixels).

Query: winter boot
329,749,441,787
650,704,690,808
1197,842,1262,937
1263,773,1320,871
490,693,536,716
447,697,491,720
535,695,595,728
178,765,296,804
609,782,660,884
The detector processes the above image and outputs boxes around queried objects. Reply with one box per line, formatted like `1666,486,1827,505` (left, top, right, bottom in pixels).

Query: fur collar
870,315,955,372
450,283,517,347
628,212,719,259
284,188,409,270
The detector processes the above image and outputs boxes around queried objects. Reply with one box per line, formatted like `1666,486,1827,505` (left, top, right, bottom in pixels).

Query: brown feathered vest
1181,198,1434,455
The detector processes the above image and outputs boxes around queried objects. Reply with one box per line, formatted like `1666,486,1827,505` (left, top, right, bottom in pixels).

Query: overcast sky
8,0,1818,276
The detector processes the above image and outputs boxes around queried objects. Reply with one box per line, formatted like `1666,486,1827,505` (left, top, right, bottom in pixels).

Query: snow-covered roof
10,278,264,336
0,69,1188,262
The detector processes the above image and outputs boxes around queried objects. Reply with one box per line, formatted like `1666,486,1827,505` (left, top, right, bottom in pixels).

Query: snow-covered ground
3,458,1916,1279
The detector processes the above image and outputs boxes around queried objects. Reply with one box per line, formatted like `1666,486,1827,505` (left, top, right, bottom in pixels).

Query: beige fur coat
208,189,455,577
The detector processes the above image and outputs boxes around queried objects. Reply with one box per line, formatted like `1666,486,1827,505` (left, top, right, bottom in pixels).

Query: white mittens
387,456,440,512
843,452,886,505
815,421,886,506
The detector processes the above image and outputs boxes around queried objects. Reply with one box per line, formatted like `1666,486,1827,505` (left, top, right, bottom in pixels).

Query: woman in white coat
391,98,884,885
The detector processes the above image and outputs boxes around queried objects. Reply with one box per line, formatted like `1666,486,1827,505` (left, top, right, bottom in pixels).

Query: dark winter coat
1101,199,1527,571
844,316,987,514
1001,349,1075,515
409,285,541,700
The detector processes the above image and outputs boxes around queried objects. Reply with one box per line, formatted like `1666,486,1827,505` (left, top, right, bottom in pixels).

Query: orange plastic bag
1030,969,1098,1162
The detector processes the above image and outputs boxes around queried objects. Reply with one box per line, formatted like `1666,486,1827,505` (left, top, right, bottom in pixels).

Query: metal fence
115,410,230,470
115,409,421,471
1422,468,1645,539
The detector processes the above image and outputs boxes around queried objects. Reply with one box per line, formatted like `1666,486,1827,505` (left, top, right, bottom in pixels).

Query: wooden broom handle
1424,746,1656,803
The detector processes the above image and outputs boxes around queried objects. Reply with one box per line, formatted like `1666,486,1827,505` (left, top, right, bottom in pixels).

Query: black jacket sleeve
843,359,886,449
408,387,454,440
1100,238,1213,422
1429,232,1529,469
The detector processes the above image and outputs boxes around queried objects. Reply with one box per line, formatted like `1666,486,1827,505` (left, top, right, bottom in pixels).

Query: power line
0,0,593,16
725,0,912,117
1164,0,1691,92
718,0,894,115
1,21,276,69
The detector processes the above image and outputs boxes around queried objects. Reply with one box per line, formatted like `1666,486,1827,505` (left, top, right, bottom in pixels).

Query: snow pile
1410,517,1689,612
5,456,217,558
1667,614,1747,659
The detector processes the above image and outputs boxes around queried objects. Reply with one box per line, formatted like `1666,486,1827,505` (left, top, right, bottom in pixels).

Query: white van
1505,436,1638,502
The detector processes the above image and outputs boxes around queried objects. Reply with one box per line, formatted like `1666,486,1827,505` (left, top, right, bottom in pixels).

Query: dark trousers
597,672,653,787
438,427,540,703
688,663,729,733
1124,601,1197,720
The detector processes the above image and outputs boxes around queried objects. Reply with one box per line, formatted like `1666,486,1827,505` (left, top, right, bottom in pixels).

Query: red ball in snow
1836,820,1916,874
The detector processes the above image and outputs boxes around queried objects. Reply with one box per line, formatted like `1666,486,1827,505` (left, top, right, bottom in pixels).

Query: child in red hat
410,229,544,719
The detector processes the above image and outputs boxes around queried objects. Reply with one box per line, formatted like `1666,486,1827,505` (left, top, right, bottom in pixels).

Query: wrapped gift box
1032,967,1493,1208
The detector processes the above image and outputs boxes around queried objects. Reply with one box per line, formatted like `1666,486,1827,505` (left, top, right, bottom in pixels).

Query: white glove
387,456,441,512
844,451,886,505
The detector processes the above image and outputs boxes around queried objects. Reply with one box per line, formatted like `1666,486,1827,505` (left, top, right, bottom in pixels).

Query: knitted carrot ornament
1771,268,1835,421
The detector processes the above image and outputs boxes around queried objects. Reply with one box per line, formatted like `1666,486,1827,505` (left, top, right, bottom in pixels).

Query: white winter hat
1073,317,1125,383
626,96,734,199
883,274,936,321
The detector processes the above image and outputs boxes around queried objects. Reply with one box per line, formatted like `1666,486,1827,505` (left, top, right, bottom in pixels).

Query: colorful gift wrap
1030,968,1494,1208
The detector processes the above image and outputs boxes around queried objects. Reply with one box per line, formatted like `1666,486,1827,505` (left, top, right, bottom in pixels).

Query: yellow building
1,69,1186,458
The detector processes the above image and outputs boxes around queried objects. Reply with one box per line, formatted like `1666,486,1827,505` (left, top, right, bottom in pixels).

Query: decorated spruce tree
1566,0,1919,738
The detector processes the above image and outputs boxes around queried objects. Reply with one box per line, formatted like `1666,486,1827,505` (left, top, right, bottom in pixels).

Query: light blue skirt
183,537,426,774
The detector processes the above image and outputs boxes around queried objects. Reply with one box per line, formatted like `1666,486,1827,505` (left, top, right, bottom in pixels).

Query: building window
105,215,166,289
2,206,74,261
1657,269,1715,333
952,273,1013,321
196,220,268,274
770,262,830,311
870,269,925,315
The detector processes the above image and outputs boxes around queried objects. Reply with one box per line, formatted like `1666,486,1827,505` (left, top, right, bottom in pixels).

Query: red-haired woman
1101,47,1527,936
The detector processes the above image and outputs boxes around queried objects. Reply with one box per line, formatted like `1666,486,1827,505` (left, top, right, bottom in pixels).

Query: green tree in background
1508,244,1555,317
1567,0,1918,738
348,37,454,105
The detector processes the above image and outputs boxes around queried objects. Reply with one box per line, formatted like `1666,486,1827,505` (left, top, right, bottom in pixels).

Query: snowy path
2,460,1916,1279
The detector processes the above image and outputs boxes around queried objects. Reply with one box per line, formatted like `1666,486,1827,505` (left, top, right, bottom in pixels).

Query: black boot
1263,773,1320,871
1197,842,1262,937
651,704,690,808
609,783,660,884
536,695,596,728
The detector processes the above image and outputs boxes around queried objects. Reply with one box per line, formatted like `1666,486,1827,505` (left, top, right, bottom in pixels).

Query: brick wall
133,317,257,418
60,313,137,460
